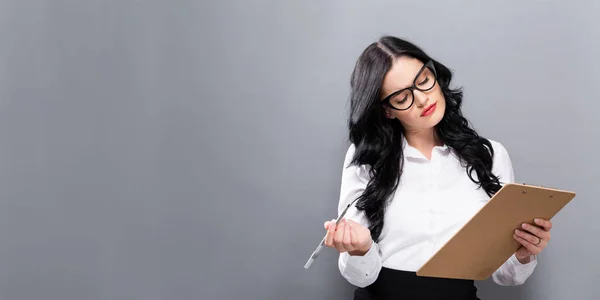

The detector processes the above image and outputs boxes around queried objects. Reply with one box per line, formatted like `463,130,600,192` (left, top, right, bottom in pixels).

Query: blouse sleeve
336,144,383,288
489,140,538,286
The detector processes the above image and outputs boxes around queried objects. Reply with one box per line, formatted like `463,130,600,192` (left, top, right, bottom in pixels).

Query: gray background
0,0,597,299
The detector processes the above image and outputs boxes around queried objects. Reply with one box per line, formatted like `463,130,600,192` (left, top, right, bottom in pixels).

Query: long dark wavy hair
348,36,502,242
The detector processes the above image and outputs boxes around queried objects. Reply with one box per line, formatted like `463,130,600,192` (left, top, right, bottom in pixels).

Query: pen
304,198,359,269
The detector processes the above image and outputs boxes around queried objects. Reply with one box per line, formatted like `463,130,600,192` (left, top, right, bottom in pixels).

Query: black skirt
353,267,480,300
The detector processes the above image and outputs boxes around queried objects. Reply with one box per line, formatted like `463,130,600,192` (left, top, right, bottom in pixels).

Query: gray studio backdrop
0,1,597,299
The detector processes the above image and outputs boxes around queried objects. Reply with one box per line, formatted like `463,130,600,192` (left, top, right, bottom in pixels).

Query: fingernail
521,223,528,229
534,218,541,224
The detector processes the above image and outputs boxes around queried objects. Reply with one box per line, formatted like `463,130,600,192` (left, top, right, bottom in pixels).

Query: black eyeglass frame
380,60,438,111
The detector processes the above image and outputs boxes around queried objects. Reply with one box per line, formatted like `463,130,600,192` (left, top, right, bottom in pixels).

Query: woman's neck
404,128,442,160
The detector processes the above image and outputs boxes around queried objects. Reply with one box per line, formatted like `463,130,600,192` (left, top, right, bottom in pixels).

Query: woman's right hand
324,218,372,256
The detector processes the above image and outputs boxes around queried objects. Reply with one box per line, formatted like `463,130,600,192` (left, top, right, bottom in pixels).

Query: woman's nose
413,90,429,107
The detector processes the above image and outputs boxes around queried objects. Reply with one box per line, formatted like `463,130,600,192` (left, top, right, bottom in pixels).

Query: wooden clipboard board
416,183,575,280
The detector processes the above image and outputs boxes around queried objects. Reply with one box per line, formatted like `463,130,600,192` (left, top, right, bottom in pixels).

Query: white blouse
336,138,537,288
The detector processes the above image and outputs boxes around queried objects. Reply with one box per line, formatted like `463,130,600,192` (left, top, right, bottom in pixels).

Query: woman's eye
418,77,429,86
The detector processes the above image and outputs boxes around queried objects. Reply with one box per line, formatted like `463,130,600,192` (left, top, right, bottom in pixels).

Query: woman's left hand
513,218,552,264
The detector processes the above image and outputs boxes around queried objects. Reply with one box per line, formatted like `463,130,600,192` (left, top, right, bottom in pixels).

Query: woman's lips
421,103,437,117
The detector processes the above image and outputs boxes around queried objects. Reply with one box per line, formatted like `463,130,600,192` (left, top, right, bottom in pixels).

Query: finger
514,234,541,254
324,220,336,230
534,218,553,231
515,229,543,247
324,226,334,247
324,219,336,247
521,223,551,241
333,220,347,252
343,221,354,251
349,222,358,246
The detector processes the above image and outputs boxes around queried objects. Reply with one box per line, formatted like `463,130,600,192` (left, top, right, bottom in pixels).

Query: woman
323,36,552,300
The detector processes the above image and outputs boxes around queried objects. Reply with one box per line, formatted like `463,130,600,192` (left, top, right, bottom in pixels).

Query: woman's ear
384,109,395,119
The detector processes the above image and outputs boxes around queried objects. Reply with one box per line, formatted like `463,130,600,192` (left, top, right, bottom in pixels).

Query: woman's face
380,57,446,133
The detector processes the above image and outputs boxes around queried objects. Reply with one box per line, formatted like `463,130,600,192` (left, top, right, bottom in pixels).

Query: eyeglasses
380,60,438,111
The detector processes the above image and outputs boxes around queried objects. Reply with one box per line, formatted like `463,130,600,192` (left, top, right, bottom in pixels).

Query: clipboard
416,183,575,280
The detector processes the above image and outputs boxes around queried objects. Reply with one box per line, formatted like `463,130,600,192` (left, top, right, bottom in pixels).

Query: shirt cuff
507,253,538,281
339,242,381,286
